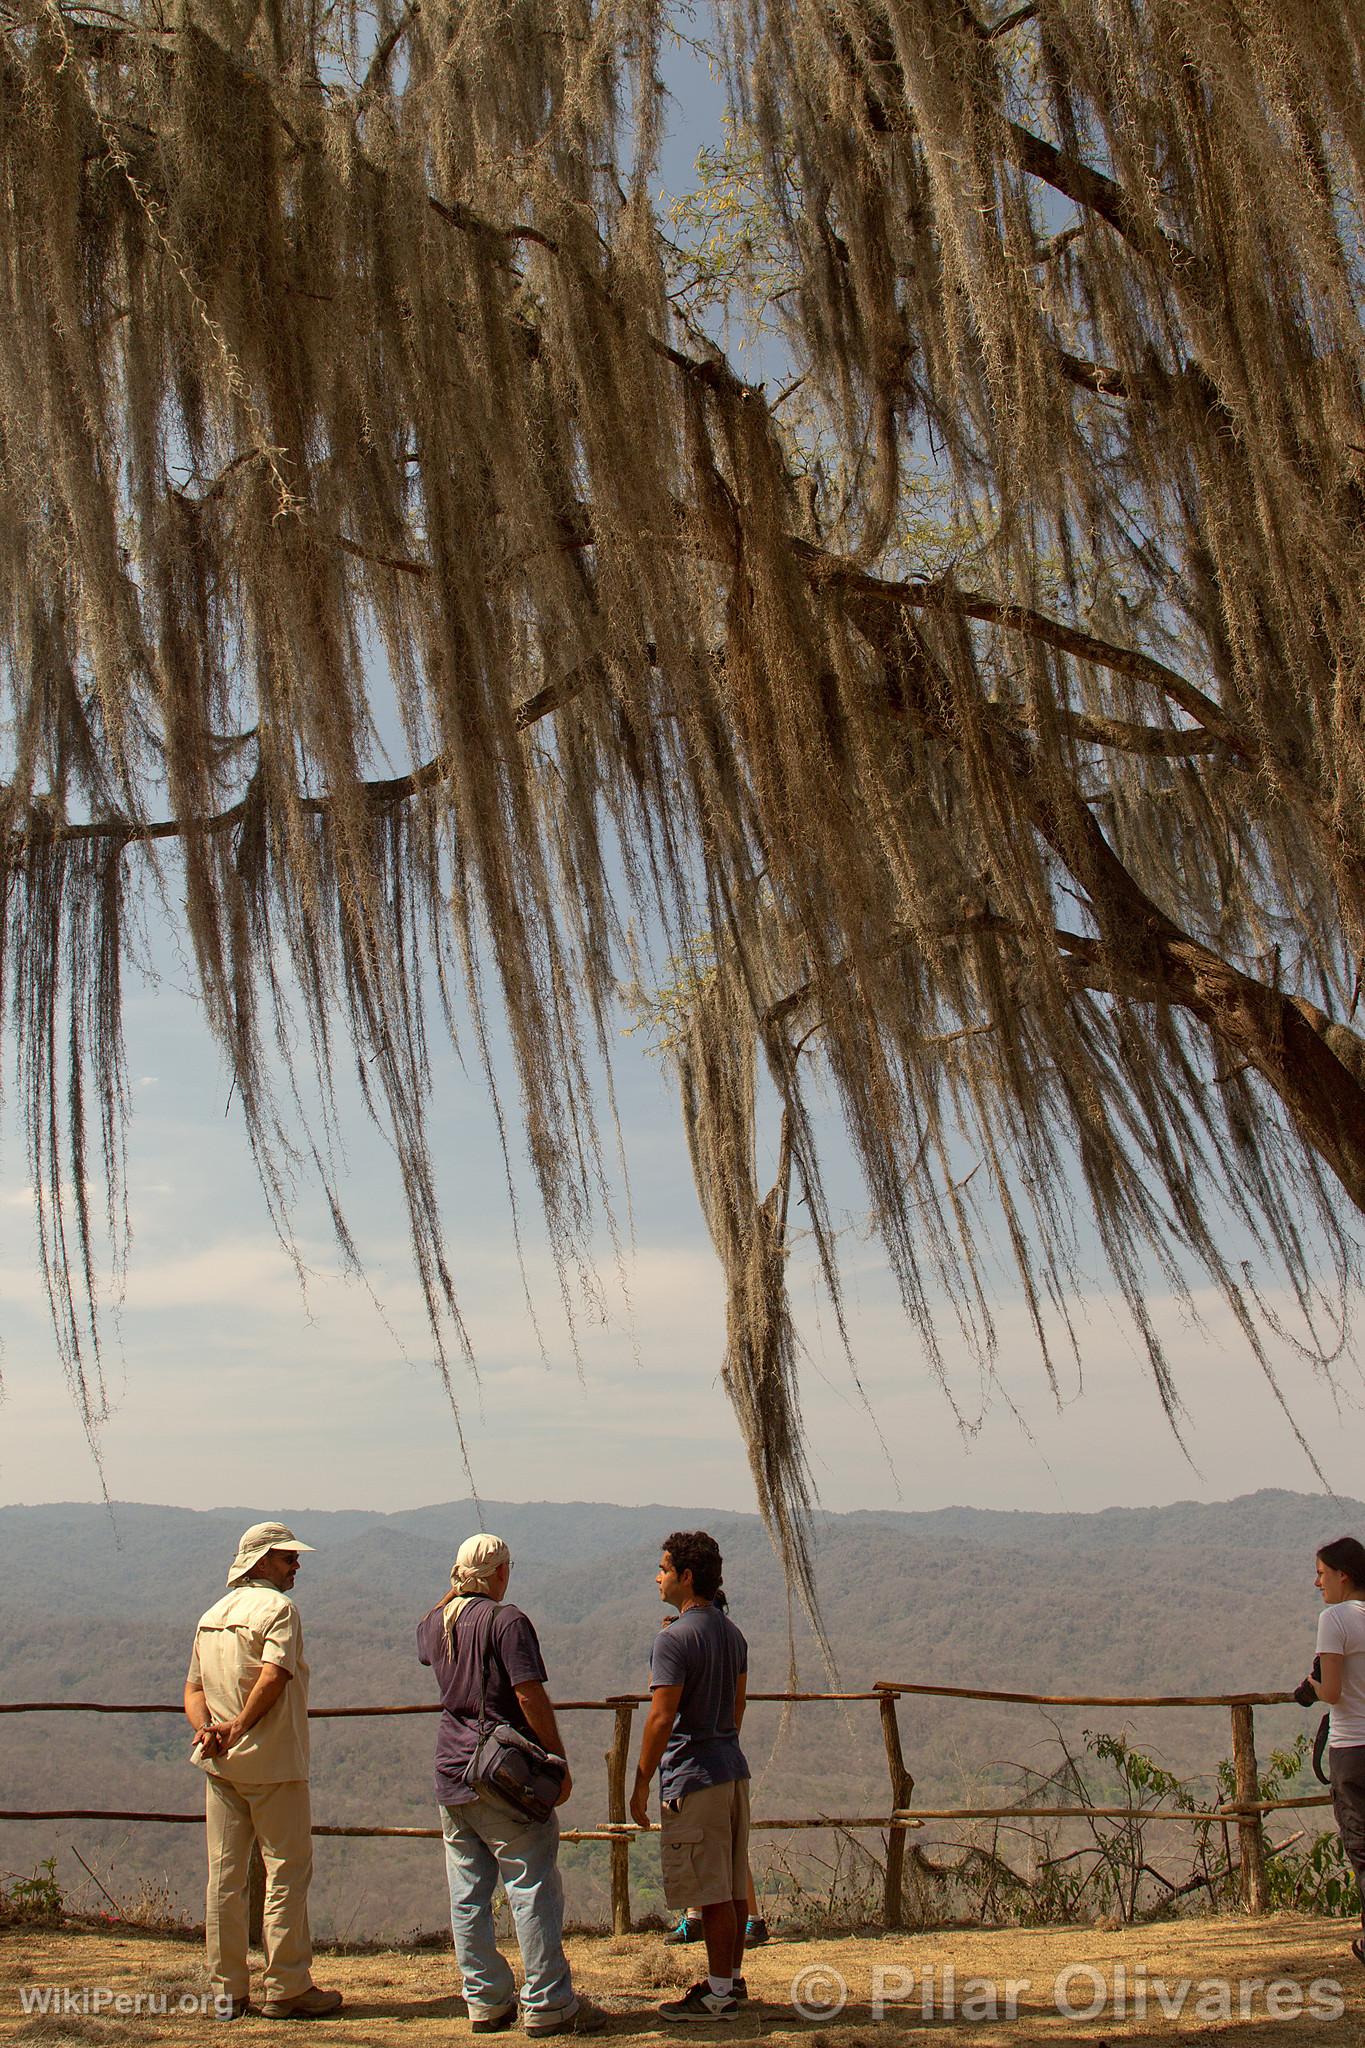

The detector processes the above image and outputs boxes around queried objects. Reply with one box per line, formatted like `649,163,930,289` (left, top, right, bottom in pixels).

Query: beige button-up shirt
187,1578,310,1784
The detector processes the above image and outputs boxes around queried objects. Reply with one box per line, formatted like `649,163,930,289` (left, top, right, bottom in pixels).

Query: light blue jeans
440,1790,577,2023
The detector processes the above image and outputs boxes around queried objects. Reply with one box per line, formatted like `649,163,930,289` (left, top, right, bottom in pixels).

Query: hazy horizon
2,1481,1359,1520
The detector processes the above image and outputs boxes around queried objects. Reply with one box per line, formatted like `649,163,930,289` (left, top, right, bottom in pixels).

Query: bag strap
1314,1713,1331,1785
452,1596,502,1744
475,1600,498,1744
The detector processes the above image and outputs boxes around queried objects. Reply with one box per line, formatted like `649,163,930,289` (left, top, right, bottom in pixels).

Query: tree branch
330,530,430,577
1,653,616,856
1004,121,1191,273
358,3,419,105
1003,703,1227,759
830,597,1365,1214
1057,350,1145,401
795,541,1248,754
1024,765,1365,1211
968,3,1039,38
2,521,1246,861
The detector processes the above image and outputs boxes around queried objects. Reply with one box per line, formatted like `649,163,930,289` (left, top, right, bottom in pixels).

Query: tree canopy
2,0,1363,1592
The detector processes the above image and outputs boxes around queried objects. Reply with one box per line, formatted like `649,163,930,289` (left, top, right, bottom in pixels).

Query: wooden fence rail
0,1680,1319,1930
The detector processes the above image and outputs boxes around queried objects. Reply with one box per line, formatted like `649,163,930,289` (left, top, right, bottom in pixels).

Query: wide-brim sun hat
228,1520,316,1585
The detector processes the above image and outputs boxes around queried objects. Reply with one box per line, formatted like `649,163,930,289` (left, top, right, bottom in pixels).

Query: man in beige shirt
185,1521,342,2021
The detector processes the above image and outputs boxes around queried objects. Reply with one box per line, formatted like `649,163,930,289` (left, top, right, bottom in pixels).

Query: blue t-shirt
650,1604,749,1802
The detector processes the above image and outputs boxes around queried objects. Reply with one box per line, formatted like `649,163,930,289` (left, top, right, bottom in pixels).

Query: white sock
707,1977,733,1998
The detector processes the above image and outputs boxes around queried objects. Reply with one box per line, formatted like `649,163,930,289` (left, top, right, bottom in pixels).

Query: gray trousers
1328,1743,1365,1930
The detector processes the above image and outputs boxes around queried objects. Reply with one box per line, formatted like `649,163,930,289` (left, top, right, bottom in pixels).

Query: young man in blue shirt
630,1531,750,2022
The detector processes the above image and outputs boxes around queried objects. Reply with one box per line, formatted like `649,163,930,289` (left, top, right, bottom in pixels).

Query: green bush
1,1856,66,1924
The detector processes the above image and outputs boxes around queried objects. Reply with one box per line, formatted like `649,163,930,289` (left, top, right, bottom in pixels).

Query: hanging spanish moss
2,0,1363,1574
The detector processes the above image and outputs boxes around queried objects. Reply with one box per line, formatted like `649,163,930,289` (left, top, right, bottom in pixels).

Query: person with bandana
417,1533,604,2036
184,1520,342,2021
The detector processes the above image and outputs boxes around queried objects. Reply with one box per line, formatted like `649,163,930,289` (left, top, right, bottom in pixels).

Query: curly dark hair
663,1530,724,1600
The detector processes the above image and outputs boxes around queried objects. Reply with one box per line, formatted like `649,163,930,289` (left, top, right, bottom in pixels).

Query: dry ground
3,1917,1363,2046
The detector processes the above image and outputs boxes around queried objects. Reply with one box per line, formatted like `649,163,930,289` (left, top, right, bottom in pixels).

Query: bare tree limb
1004,121,1192,272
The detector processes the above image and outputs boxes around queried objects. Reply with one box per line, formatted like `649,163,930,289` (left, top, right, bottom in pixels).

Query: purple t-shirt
417,1598,549,1806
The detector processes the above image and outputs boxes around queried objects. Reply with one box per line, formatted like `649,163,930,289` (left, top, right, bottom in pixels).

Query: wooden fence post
876,1686,916,1931
606,1697,637,1934
1229,1704,1268,1915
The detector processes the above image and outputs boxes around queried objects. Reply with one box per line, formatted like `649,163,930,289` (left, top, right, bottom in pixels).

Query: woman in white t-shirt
1306,1535,1365,1963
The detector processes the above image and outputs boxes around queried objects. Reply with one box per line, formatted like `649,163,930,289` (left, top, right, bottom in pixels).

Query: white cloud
4,952,1363,1519
2,1200,1361,1519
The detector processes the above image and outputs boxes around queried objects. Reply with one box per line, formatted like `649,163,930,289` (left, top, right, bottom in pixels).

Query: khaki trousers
204,1775,314,2003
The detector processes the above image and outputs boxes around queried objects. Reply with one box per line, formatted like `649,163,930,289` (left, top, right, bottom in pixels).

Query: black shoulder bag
461,1600,567,1823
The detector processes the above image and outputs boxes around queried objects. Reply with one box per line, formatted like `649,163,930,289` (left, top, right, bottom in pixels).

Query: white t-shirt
1315,1601,1365,1747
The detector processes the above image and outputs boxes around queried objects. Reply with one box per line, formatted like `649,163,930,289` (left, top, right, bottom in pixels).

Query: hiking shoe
658,1982,740,2024
213,1998,251,2021
471,2002,518,2033
524,1999,608,2036
744,1917,768,1945
664,1913,703,1945
260,1986,344,2019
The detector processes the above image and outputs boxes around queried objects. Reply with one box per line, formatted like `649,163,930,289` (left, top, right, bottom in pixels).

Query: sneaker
732,1978,747,2003
1352,1937,1365,1969
664,1913,703,1945
658,1982,740,2024
744,1917,768,1945
471,2002,518,2033
524,1999,608,2036
260,1986,344,2020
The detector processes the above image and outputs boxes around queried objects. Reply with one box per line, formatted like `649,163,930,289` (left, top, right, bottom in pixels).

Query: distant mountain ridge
0,1488,1355,1937
6,1482,1359,1586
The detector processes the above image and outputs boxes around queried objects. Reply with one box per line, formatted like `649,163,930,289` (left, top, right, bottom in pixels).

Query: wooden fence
0,1681,1328,1931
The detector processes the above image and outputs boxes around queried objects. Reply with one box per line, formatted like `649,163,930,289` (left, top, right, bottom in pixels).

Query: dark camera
1292,1654,1323,1708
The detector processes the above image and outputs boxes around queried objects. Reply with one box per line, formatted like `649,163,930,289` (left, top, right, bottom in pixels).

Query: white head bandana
442,1532,511,1632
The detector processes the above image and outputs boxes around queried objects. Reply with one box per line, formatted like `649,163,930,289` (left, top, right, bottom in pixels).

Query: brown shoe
260,1986,344,2019
471,2002,518,2034
524,1999,608,2036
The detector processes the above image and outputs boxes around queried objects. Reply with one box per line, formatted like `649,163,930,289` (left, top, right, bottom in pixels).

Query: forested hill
0,1489,1353,1937
2,1483,1352,1629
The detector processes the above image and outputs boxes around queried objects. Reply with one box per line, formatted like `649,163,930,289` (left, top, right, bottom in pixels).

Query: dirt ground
3,1916,1364,2046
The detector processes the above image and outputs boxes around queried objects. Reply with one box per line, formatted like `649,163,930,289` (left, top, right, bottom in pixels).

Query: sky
3,928,1364,1518
3,24,1365,1525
